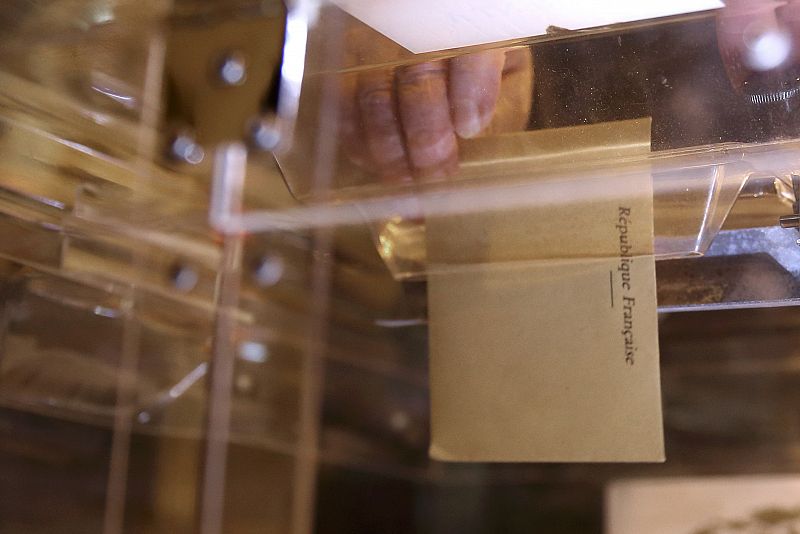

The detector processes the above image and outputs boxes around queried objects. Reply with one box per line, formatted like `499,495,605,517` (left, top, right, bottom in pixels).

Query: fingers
487,47,534,135
717,2,784,90
396,61,458,177
343,49,518,180
339,74,372,170
356,69,413,182
449,49,506,138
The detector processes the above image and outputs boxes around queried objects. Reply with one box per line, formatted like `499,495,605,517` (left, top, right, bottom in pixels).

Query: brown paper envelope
426,122,663,462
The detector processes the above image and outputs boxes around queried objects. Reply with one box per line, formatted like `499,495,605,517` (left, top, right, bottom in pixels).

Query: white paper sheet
333,0,725,53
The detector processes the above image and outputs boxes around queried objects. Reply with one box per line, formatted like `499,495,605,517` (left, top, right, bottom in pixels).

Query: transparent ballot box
3,0,800,532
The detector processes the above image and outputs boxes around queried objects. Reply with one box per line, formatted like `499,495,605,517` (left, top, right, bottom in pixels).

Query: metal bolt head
746,30,791,72
170,263,199,293
253,254,284,287
170,133,205,165
218,52,247,86
237,341,270,363
250,116,281,152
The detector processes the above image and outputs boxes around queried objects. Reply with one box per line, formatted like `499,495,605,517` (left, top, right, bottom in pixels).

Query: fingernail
454,101,484,139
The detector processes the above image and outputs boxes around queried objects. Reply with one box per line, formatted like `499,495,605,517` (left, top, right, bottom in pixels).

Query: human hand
340,47,533,183
717,0,800,94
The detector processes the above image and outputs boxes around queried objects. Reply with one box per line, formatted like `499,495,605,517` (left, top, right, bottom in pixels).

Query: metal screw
169,132,205,165
250,116,281,152
218,52,247,86
237,340,270,363
170,263,199,293
749,87,800,105
253,254,284,287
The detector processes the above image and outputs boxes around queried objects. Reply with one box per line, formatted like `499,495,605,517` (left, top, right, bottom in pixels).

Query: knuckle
398,61,447,88
403,108,455,142
408,128,450,148
358,87,394,116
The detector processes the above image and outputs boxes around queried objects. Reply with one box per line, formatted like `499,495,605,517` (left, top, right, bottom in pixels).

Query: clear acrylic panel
4,1,800,533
